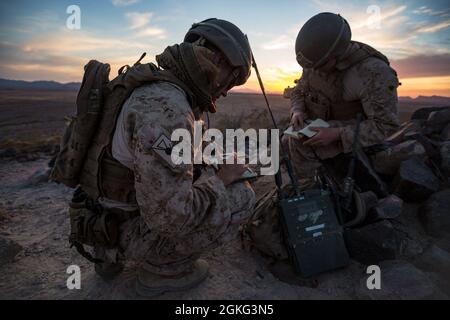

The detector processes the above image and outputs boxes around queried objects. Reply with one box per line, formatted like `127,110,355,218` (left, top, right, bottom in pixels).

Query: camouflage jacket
290,42,400,153
108,81,251,238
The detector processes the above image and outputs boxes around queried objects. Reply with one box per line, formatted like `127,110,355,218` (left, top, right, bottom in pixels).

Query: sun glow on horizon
398,76,450,97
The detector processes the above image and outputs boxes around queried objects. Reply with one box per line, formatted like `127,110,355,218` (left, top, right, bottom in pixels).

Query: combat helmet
184,18,252,86
295,12,352,69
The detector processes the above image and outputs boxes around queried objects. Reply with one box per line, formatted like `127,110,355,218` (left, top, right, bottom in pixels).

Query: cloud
20,30,148,54
305,3,450,59
135,27,167,39
0,28,154,82
391,54,450,78
415,19,450,33
352,5,407,31
262,35,292,50
9,9,61,33
112,0,139,7
124,12,167,39
413,6,450,17
126,12,153,29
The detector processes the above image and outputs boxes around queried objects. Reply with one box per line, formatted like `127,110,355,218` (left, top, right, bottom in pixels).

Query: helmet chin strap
213,71,237,98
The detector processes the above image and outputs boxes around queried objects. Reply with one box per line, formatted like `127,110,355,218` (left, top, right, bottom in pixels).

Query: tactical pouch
304,95,330,120
243,185,295,261
69,205,119,249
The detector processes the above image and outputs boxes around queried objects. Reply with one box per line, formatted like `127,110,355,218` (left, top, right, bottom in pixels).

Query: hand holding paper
284,118,330,138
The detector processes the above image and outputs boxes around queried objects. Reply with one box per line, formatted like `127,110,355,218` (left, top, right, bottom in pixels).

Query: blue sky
0,0,449,96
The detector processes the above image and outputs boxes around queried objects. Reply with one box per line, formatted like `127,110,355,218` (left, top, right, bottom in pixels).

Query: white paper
284,118,330,138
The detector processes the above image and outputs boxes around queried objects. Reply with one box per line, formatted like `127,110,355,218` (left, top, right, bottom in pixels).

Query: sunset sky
0,0,449,97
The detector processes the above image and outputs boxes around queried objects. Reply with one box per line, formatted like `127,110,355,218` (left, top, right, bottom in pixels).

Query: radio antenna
250,49,300,197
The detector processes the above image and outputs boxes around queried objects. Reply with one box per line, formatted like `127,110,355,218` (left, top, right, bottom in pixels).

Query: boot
269,260,318,288
93,246,124,280
135,259,209,298
95,261,124,280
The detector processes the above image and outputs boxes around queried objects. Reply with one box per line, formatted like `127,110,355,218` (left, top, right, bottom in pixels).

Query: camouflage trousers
282,135,343,179
101,180,255,276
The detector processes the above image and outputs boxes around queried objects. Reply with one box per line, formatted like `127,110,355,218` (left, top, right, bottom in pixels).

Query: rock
373,140,426,175
0,147,17,158
415,134,443,164
48,155,57,168
368,195,403,222
268,260,319,288
391,220,427,259
424,109,450,134
0,236,22,265
324,149,388,198
413,245,450,275
411,106,450,121
419,189,450,238
345,220,401,265
354,149,389,197
359,260,445,300
441,141,450,177
403,133,442,164
441,123,450,141
385,121,423,145
17,153,40,162
392,157,440,202
434,238,450,255
25,168,51,185
412,245,450,297
0,207,8,221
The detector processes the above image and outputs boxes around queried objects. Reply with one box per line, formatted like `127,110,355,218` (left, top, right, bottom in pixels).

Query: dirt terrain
1,89,450,300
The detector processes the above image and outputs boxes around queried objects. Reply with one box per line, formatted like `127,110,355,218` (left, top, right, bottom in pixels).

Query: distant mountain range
0,79,449,105
0,78,80,91
398,95,450,105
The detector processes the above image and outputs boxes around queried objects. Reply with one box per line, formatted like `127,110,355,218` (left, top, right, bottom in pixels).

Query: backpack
50,60,111,187
50,55,194,193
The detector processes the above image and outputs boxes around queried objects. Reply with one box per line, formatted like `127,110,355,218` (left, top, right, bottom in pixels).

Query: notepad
284,118,330,138
204,153,258,180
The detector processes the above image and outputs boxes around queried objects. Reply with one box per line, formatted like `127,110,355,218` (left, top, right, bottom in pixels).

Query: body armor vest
302,41,390,121
79,64,194,204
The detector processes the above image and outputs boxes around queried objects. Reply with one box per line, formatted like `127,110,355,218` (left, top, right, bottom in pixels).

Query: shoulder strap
109,63,195,105
336,41,390,71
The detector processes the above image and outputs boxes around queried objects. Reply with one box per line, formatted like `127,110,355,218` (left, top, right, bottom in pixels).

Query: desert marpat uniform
287,41,400,178
99,81,255,275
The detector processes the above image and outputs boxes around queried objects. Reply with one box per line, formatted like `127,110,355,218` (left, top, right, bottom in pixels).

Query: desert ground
1,89,450,300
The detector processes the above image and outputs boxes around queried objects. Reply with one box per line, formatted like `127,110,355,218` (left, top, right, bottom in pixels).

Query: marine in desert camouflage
61,18,256,297
285,12,400,179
